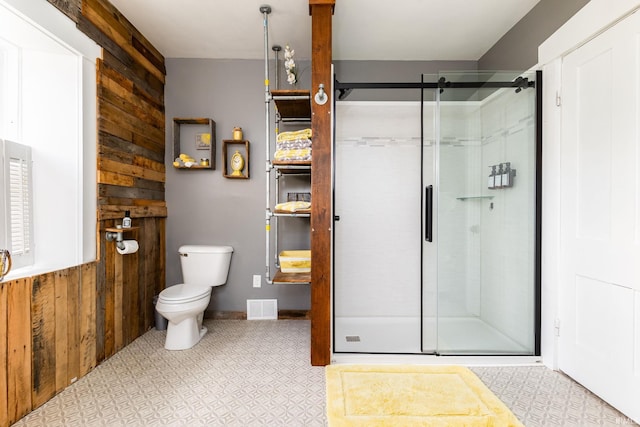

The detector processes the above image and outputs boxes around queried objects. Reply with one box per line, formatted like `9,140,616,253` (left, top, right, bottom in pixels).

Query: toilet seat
158,284,210,304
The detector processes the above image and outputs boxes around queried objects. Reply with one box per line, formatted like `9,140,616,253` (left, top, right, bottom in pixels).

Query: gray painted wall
334,60,477,101
478,0,590,70
165,58,313,315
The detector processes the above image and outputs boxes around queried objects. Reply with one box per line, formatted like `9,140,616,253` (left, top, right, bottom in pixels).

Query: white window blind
2,139,33,268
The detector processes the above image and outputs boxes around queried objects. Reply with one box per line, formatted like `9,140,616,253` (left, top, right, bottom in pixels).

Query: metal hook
315,83,328,105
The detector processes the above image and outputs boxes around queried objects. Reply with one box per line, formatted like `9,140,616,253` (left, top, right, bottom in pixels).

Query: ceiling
109,0,541,61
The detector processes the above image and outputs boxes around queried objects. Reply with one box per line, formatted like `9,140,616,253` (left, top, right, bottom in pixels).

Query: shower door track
334,77,536,100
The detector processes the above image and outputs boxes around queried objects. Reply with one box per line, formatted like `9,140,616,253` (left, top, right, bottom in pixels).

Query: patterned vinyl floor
13,319,637,427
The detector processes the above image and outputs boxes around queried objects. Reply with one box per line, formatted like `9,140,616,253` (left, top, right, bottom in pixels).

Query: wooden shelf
272,160,311,166
172,118,215,170
222,140,250,179
272,269,311,284
272,90,311,121
105,226,139,232
272,161,311,176
173,165,212,170
273,210,311,216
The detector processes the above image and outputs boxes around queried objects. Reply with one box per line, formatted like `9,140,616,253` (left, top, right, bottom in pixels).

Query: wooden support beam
309,0,335,367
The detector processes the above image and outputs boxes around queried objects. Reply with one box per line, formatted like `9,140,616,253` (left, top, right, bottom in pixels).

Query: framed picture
196,132,211,150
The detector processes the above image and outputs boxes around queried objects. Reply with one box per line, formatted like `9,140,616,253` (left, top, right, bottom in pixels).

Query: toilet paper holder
105,226,139,250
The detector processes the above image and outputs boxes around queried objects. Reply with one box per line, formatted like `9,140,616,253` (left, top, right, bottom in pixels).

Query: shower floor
436,317,531,354
334,316,530,355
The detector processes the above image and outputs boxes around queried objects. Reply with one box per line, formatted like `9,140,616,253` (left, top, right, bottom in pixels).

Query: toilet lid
158,284,210,303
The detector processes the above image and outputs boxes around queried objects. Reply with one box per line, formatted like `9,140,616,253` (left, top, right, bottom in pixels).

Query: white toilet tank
179,245,233,287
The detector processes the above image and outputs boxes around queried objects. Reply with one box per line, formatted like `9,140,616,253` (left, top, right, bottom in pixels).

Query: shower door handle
425,185,433,242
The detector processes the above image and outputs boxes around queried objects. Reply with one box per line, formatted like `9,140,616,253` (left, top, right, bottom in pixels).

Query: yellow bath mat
325,365,524,427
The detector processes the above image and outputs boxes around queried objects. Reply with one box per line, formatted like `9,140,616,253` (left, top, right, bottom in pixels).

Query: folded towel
274,148,311,161
275,201,311,212
276,139,312,151
277,128,312,143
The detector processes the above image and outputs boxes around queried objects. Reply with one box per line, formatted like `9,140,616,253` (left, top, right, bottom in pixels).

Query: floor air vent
345,336,361,342
247,299,278,320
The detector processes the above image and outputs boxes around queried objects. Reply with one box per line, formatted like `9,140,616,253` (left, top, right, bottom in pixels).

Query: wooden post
309,0,335,366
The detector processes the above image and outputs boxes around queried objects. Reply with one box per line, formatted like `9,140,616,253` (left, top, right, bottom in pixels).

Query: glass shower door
334,101,424,353
433,71,537,355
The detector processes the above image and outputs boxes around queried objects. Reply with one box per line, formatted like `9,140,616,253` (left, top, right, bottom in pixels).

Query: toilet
156,245,233,350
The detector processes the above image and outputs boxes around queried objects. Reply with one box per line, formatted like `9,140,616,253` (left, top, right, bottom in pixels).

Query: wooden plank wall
0,1,167,425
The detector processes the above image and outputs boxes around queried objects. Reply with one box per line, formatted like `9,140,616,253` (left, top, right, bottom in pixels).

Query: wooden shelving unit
268,92,312,285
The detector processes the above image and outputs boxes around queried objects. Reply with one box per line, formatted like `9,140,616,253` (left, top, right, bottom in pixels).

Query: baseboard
206,310,246,320
278,309,310,319
204,310,309,320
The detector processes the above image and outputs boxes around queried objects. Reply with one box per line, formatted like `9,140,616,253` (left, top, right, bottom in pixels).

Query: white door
559,10,640,422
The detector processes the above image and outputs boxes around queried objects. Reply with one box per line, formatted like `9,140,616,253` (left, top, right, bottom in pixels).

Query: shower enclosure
333,71,540,355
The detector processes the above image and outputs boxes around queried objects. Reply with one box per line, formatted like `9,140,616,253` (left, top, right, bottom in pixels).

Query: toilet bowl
156,284,211,350
155,245,233,350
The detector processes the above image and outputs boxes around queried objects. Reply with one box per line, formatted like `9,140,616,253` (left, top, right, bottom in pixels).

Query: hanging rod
334,77,535,100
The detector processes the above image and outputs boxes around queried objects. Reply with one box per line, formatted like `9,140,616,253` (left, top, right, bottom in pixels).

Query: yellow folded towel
276,128,312,143
274,201,311,212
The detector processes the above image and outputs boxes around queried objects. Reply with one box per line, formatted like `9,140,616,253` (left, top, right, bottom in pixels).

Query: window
0,0,100,278
0,139,33,269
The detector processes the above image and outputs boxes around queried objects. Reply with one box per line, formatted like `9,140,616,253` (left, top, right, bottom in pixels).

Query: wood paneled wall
0,0,167,425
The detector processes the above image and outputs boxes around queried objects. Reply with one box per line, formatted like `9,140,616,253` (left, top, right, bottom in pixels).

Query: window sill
2,263,79,282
